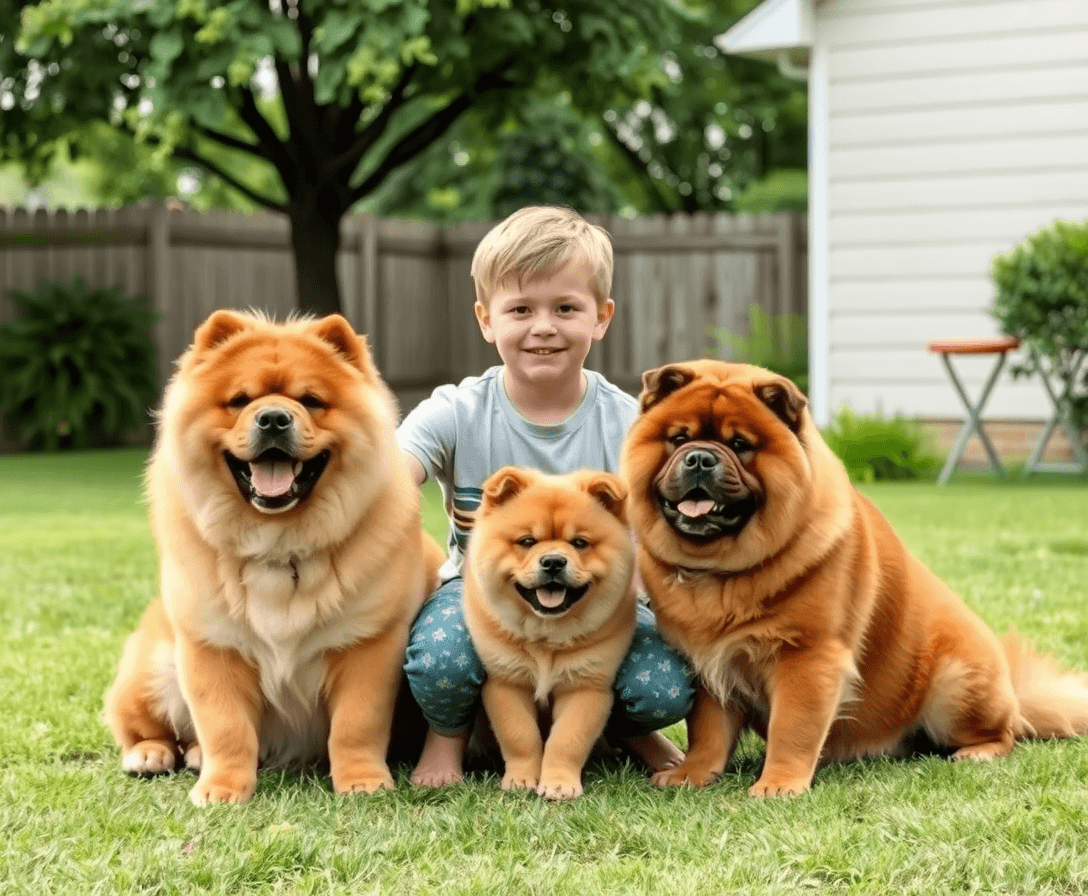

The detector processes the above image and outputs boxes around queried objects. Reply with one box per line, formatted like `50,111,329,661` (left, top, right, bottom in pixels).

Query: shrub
0,278,158,450
708,304,809,394
732,168,808,215
991,219,1088,433
822,407,941,483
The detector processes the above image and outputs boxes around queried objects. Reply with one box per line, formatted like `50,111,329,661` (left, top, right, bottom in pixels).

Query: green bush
732,168,808,214
0,278,158,450
991,218,1088,432
708,303,809,395
822,407,941,483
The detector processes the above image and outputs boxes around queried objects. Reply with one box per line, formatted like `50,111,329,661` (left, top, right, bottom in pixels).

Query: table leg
1025,351,1088,475
936,353,1008,485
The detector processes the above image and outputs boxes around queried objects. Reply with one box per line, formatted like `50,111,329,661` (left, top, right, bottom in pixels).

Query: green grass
2,450,1087,895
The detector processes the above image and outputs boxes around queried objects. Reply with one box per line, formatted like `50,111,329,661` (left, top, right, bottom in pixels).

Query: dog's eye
227,393,251,410
516,536,536,548
730,436,753,454
667,432,689,447
299,394,326,411
570,537,590,550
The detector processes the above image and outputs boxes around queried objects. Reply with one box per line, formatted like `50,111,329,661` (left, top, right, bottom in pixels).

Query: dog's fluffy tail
1004,634,1088,740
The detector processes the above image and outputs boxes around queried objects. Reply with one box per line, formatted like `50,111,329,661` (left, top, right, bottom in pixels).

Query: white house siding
817,0,1088,421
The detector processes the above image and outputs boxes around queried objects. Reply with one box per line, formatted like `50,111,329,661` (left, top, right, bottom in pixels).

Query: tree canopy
0,0,806,311
366,9,808,224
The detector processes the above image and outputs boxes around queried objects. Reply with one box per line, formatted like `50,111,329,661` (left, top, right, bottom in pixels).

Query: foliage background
0,0,807,224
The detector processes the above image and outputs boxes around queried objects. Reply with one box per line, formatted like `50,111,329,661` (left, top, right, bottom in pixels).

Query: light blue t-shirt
398,365,638,582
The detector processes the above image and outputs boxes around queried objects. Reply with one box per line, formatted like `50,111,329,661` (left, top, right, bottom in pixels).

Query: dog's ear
755,376,807,432
639,364,696,413
482,467,535,509
582,472,627,523
310,314,378,377
192,309,253,355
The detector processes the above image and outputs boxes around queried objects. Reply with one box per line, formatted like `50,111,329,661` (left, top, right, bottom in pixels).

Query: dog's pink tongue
536,588,567,609
678,499,715,518
250,460,295,497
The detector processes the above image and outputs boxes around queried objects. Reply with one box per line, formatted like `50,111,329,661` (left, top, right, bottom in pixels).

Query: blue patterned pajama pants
403,576,696,738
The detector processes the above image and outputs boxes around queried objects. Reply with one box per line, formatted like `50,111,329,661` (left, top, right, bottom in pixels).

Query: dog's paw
650,760,720,788
183,742,202,772
951,741,1011,761
748,775,810,798
121,740,176,776
536,775,583,801
189,773,257,806
335,772,396,795
501,771,539,793
332,755,396,794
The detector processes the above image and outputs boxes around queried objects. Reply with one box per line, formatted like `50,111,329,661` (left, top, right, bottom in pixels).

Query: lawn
1,449,1087,895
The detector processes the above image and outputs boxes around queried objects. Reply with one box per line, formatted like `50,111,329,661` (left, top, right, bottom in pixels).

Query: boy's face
475,259,614,390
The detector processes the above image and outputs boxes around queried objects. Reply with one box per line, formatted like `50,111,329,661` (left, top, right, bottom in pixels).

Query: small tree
991,219,1088,434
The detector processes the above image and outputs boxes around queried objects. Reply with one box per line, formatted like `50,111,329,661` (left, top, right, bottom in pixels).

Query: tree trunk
288,196,344,317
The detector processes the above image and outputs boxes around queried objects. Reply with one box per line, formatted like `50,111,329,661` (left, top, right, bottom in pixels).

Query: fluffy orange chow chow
463,467,635,800
621,359,1088,797
105,310,443,805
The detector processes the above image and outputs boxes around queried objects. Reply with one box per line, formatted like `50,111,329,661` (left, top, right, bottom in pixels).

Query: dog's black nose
540,554,567,575
682,448,718,470
256,408,293,432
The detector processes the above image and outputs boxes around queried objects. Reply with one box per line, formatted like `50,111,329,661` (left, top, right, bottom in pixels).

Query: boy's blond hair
470,206,613,307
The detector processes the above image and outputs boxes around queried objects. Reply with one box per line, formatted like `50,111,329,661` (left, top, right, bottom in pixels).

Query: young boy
398,205,694,787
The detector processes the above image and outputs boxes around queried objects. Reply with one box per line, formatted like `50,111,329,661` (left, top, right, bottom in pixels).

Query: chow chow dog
105,310,442,804
621,359,1088,797
463,467,635,800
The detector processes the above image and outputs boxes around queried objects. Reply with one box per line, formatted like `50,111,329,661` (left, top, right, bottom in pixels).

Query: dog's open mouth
659,487,757,540
514,581,591,616
224,448,330,514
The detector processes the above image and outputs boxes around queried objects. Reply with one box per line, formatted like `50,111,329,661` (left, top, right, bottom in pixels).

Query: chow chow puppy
463,467,635,800
621,359,1088,797
105,310,443,805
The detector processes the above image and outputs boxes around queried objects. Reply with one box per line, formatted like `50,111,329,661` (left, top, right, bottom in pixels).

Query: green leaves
149,30,184,65
992,219,1088,355
0,279,159,450
708,304,809,395
992,219,1088,433
0,0,808,310
821,409,941,483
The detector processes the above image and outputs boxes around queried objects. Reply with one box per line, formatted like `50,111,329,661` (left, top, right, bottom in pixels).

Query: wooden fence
0,204,806,410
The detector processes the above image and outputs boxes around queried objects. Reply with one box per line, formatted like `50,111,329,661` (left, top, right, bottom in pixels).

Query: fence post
354,215,381,369
147,202,173,391
774,212,798,319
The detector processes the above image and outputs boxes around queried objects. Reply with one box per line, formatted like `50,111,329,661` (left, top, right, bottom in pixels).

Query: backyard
1,449,1087,894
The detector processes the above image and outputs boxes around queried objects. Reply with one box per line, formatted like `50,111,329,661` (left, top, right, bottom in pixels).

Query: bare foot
410,728,468,787
621,730,685,773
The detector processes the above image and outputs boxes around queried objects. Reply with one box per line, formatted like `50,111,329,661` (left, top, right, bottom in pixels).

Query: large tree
0,0,687,314
599,1,808,214
366,1,808,222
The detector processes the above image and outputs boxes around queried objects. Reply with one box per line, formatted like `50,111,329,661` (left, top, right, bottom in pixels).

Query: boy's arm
397,381,458,491
402,450,427,488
